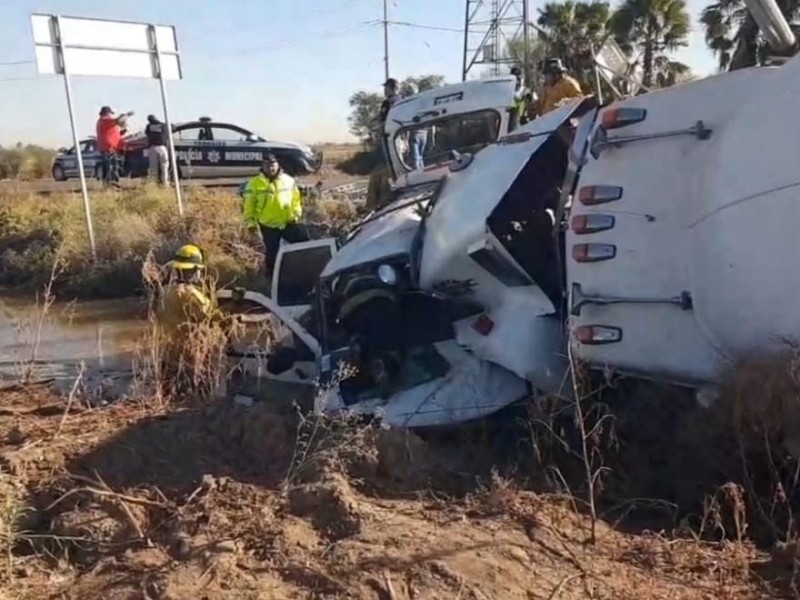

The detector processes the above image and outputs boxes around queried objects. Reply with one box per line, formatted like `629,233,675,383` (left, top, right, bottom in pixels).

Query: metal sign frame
31,14,185,260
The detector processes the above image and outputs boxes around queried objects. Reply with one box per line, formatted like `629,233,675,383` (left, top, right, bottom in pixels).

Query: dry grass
0,183,362,300
0,145,55,180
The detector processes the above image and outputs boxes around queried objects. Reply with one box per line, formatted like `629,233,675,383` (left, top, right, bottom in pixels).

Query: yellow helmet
169,243,206,271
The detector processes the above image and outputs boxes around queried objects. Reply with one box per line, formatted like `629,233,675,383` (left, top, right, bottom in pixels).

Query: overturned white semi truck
224,0,800,428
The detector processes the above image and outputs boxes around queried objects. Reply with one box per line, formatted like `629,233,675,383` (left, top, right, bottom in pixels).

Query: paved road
0,178,241,195
0,173,365,196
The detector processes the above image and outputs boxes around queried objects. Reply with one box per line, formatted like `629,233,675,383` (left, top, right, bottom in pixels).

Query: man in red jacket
96,106,133,188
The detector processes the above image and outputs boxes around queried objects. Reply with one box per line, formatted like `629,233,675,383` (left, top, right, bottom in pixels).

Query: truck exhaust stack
743,0,797,54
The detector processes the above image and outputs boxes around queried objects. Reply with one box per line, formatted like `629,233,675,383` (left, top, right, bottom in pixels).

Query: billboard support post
31,13,185,257
148,24,183,216
53,15,97,261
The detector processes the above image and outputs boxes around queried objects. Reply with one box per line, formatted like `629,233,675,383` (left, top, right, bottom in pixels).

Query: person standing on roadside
145,114,170,185
367,78,402,210
96,106,133,188
242,154,308,279
379,78,400,123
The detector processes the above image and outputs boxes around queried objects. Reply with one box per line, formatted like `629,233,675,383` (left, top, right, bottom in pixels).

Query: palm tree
608,0,691,87
700,0,797,71
653,56,693,86
536,1,612,88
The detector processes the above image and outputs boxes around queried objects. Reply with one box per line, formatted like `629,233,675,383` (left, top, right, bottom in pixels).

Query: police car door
209,125,261,178
173,125,213,179
272,238,338,320
81,139,100,178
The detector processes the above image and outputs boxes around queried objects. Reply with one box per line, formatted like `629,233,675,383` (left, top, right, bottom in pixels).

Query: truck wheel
52,164,66,181
94,164,103,180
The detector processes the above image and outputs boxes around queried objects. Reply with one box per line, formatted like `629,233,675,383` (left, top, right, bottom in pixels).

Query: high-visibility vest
242,172,302,229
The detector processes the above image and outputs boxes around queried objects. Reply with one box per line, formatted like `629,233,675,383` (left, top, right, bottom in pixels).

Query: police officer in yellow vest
243,153,309,276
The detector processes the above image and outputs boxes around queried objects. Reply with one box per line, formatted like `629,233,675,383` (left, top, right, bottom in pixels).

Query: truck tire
52,164,66,181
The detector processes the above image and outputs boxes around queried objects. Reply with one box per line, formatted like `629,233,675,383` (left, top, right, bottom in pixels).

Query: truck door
252,237,337,384
218,239,336,389
271,238,338,320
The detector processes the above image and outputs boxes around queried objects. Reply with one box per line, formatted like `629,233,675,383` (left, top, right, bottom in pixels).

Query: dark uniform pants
259,222,309,275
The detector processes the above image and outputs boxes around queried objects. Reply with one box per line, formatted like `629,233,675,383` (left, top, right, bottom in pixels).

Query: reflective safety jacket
157,283,216,334
512,87,532,118
156,282,221,368
243,171,303,229
532,75,583,117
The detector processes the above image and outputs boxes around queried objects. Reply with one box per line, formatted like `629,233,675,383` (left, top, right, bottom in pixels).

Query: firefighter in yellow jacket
530,58,584,119
243,153,309,277
156,244,228,392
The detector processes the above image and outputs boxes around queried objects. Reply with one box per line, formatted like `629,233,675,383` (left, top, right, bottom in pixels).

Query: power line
386,20,463,33
0,60,34,67
182,0,372,40
211,22,378,57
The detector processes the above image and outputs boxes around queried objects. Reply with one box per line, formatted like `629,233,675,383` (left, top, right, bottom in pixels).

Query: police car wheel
52,164,66,181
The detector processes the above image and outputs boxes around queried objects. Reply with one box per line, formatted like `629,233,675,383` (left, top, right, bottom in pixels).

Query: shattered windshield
394,110,501,173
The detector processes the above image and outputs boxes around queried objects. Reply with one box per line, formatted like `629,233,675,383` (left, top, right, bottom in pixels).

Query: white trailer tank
568,55,800,386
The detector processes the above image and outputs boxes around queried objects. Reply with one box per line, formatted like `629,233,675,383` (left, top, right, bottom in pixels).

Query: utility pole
522,0,530,78
383,0,390,81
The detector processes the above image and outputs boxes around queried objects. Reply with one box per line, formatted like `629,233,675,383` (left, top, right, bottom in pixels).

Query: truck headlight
377,264,397,285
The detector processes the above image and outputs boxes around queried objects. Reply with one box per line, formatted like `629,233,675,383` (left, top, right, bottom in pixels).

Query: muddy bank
0,386,781,599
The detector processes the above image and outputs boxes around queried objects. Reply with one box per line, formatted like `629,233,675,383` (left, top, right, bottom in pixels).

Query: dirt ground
0,383,791,600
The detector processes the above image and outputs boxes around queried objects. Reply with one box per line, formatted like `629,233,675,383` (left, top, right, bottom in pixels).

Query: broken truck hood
320,181,440,277
420,101,583,290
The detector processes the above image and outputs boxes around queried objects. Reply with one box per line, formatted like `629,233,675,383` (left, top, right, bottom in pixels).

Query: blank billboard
31,14,181,80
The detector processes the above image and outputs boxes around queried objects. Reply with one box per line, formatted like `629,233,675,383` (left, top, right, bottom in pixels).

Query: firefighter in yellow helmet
529,58,583,119
155,244,227,394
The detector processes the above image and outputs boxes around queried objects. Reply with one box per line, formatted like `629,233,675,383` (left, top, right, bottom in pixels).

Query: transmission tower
462,0,530,81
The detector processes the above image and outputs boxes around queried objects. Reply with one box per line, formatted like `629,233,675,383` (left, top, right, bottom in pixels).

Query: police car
51,137,105,181
52,117,323,181
125,117,323,179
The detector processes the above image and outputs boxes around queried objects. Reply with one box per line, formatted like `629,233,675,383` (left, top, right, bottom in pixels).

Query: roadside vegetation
0,184,360,299
0,145,56,181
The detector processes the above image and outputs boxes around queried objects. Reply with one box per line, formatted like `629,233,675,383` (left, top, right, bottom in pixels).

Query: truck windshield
394,109,500,173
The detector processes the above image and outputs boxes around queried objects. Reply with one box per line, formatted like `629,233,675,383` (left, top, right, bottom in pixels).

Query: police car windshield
393,109,501,173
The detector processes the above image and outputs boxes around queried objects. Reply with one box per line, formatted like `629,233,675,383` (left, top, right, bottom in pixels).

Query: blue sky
0,0,717,148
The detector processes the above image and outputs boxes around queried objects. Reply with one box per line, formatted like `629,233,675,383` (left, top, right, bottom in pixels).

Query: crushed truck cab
222,35,800,428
